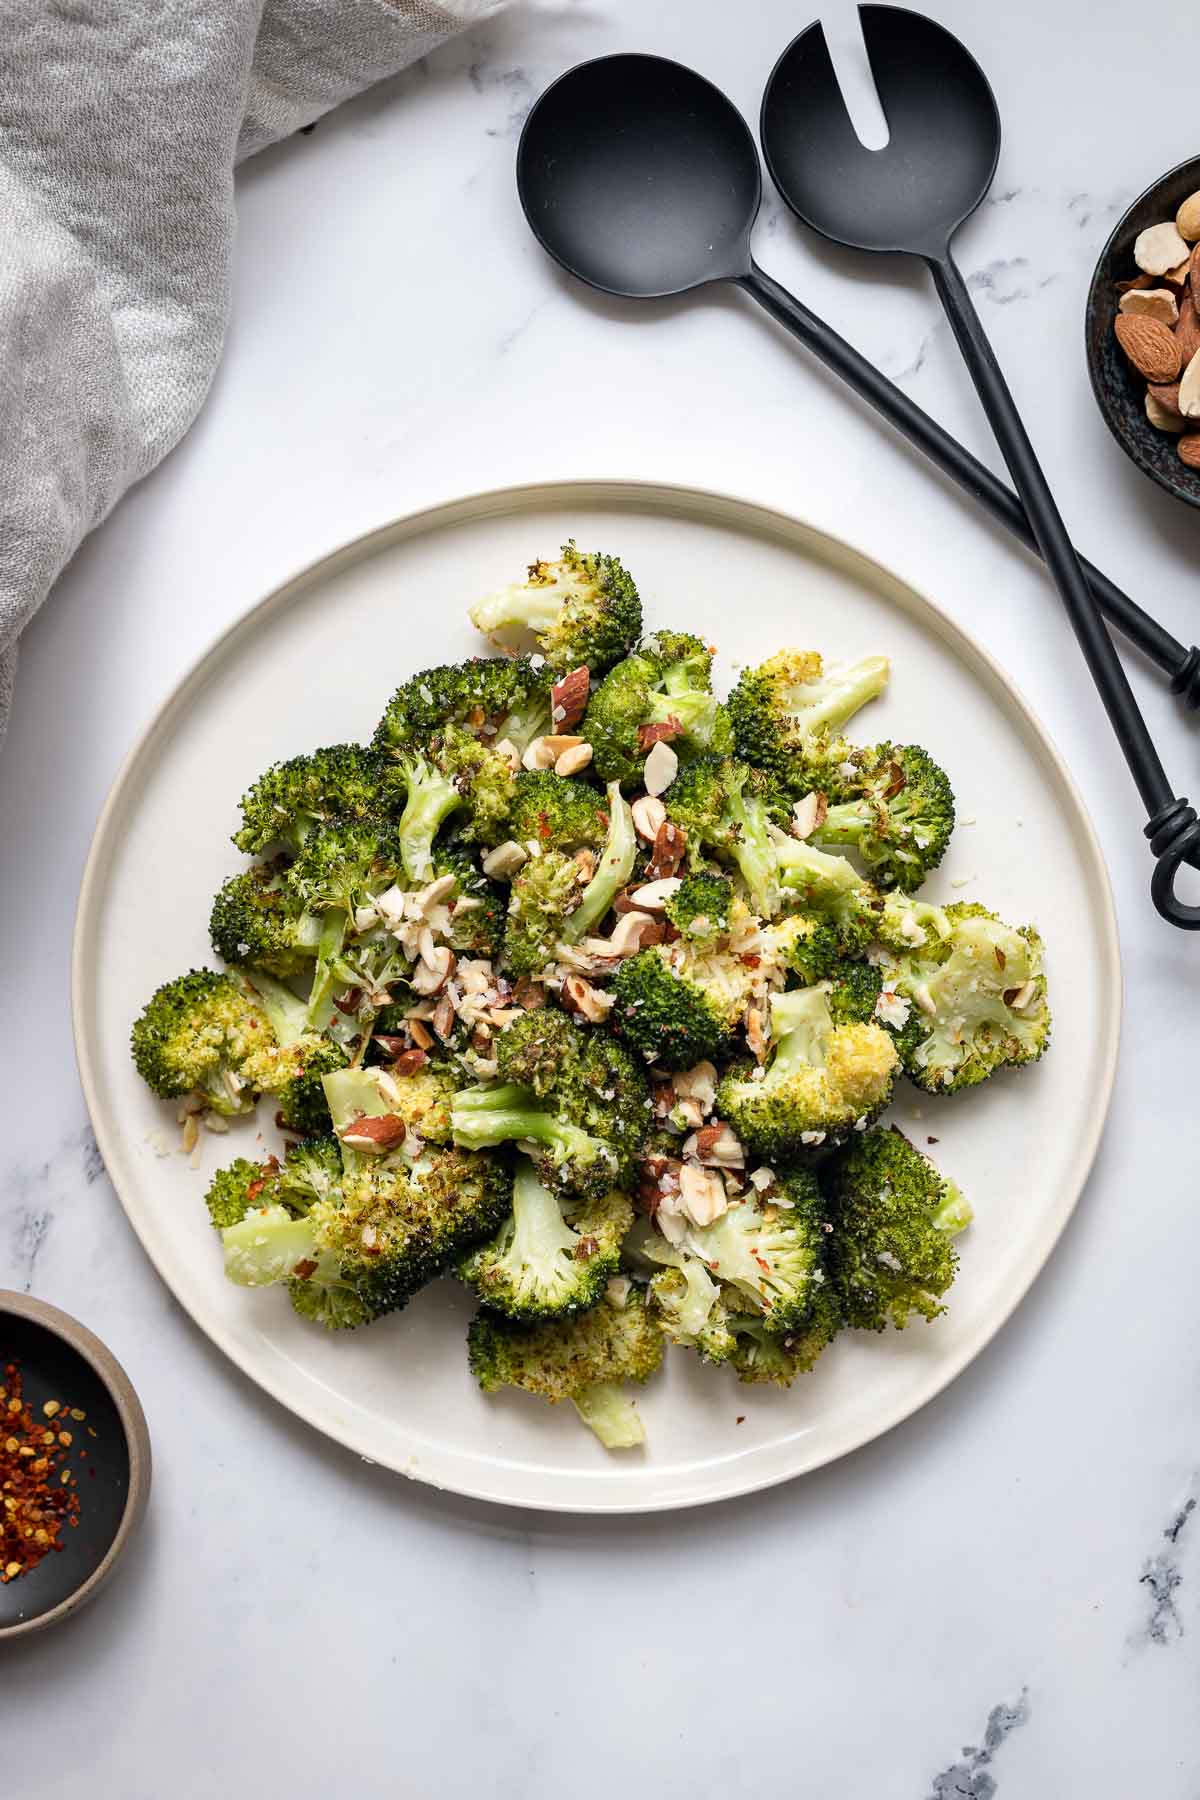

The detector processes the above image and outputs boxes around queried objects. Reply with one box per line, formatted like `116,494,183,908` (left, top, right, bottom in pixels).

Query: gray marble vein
1135,1485,1198,1647
926,1692,1030,1799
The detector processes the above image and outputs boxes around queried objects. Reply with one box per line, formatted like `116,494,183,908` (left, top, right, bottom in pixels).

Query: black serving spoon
517,52,1200,922
760,7,1200,924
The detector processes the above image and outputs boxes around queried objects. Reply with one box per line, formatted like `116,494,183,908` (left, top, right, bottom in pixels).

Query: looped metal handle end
1146,799,1200,929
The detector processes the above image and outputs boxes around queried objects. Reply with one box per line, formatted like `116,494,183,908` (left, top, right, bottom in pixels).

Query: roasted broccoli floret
612,939,754,1070
873,893,953,955
506,769,611,853
205,1157,274,1231
284,815,405,1021
204,1138,342,1231
209,861,323,979
825,1126,972,1329
881,902,1050,1093
130,967,333,1118
663,872,734,948
452,1018,651,1199
459,1157,633,1321
387,725,516,879
502,850,583,976
365,1055,462,1145
722,1286,843,1386
430,846,506,959
585,630,731,784
727,649,890,792
811,744,955,889
768,910,842,986
716,985,897,1159
667,756,791,916
374,656,553,757
224,1068,513,1325
467,1288,663,1448
468,543,641,675
231,744,384,856
771,833,884,955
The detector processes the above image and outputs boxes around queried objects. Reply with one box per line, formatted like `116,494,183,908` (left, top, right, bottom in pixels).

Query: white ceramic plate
73,480,1120,1513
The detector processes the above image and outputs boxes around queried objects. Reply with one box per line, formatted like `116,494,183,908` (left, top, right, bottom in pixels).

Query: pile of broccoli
130,543,1051,1452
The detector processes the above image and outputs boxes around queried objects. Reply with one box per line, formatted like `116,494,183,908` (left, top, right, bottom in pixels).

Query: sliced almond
1119,287,1178,327
673,1061,717,1110
1179,348,1200,418
678,1163,728,1227
1135,220,1190,277
629,876,683,911
631,794,667,842
431,991,457,1039
1147,390,1186,433
411,946,454,996
1114,313,1182,383
541,734,583,757
554,742,594,777
643,739,679,796
406,1016,434,1050
645,819,687,881
791,790,829,840
605,909,662,956
686,1122,745,1168
561,974,614,1023
481,840,528,879
520,736,557,771
492,736,521,772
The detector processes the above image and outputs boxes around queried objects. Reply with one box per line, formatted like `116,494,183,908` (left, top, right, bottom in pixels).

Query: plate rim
71,477,1122,1514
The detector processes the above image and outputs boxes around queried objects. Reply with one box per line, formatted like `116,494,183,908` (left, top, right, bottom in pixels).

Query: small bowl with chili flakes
1086,152,1200,508
0,1292,150,1639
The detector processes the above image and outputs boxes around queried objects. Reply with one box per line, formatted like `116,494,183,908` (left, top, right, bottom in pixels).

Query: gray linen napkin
0,0,496,744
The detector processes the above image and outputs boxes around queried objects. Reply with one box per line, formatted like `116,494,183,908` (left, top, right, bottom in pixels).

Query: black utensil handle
928,255,1173,810
739,263,1200,702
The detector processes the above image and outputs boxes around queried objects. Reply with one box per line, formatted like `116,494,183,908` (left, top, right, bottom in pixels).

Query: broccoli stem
808,800,872,848
470,588,562,635
560,783,636,943
452,1093,601,1168
222,1206,319,1286
240,967,324,1053
571,1382,645,1449
397,760,461,881
305,907,349,1029
933,1183,974,1235
498,1162,583,1308
766,987,832,1076
773,834,863,899
793,655,890,736
724,785,777,917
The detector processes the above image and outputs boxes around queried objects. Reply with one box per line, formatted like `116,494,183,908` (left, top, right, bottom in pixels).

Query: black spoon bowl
761,6,1200,924
518,50,1200,916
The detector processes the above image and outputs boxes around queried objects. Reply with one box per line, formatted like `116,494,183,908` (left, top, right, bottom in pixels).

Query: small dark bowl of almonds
1086,153,1200,509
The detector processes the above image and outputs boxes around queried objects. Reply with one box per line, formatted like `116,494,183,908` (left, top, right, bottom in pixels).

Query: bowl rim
1085,151,1200,510
0,1291,151,1640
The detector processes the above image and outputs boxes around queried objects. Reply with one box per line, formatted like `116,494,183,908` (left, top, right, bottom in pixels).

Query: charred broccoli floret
130,968,335,1119
506,769,611,853
204,1137,342,1231
716,985,897,1159
209,861,323,980
667,756,791,916
469,543,641,675
663,871,734,947
232,744,384,856
824,1126,972,1329
811,744,955,889
612,938,754,1070
374,656,552,757
388,725,516,879
585,630,731,784
722,1286,843,1386
467,1288,663,1448
727,649,890,792
503,850,583,976
459,1157,632,1321
882,903,1051,1093
452,1017,651,1199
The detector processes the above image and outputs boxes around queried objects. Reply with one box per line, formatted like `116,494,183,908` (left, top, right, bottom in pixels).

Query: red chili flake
0,1361,86,1583
292,1259,318,1281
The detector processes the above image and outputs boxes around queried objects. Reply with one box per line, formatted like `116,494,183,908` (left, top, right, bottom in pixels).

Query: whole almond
1120,287,1179,327
1180,349,1200,418
1178,435,1200,469
1176,297,1200,363
1114,313,1182,383
1146,390,1185,433
1148,380,1183,413
1191,242,1200,289
1116,273,1154,294
1135,221,1190,276
1177,190,1200,243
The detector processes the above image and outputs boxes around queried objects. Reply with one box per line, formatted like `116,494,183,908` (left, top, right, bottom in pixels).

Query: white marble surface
3,0,1200,1791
